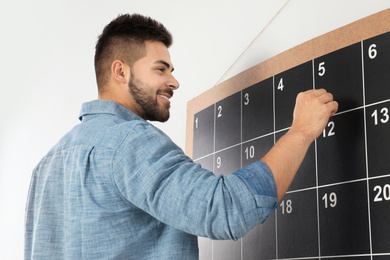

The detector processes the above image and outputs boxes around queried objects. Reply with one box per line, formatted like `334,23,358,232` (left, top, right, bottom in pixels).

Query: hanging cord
214,0,291,86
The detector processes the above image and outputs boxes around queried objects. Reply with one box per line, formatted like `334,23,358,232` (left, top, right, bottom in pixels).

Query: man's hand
290,89,339,144
261,89,338,201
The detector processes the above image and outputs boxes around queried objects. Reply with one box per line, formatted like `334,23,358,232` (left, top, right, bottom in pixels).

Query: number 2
217,106,222,118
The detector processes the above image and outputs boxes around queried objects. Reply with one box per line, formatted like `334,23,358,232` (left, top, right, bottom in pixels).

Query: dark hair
94,14,172,91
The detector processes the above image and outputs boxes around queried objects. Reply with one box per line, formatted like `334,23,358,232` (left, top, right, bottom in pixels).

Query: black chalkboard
192,30,390,260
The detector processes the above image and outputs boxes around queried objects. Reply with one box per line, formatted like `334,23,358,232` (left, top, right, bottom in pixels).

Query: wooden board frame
185,8,390,157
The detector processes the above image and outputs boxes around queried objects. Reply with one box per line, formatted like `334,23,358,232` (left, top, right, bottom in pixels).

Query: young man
25,14,338,259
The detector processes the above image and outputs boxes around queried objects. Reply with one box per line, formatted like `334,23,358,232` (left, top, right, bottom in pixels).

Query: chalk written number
280,199,292,214
216,156,222,169
323,121,336,138
217,106,222,118
244,146,255,160
368,44,377,59
278,78,284,91
244,93,250,105
373,184,390,202
318,62,325,76
371,107,389,125
322,192,337,208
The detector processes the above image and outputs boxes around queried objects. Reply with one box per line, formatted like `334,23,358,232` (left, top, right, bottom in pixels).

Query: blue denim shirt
25,100,278,259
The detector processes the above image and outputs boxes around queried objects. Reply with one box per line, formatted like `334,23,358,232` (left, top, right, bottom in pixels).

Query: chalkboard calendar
186,9,390,260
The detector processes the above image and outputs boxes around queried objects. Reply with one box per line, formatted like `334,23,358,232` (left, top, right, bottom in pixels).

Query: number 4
278,78,284,91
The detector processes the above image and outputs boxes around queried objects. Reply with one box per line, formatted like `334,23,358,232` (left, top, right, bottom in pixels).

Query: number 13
371,107,389,125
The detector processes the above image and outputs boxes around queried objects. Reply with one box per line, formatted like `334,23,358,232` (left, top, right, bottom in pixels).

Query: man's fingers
304,88,327,96
318,92,335,104
327,100,339,116
305,89,336,105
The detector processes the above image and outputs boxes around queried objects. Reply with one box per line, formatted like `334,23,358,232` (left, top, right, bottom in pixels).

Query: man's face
128,41,179,122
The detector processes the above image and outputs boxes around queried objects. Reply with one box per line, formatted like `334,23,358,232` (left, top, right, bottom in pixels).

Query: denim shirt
25,100,278,259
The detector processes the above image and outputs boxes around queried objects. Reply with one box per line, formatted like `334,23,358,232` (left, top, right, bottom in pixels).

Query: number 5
318,62,325,76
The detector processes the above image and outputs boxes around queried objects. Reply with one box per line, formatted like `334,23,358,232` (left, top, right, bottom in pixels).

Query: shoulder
118,120,177,154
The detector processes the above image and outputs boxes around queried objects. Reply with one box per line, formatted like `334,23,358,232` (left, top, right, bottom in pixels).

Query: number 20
374,184,390,202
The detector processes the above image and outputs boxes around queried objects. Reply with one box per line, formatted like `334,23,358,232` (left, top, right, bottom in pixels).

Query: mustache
157,88,174,98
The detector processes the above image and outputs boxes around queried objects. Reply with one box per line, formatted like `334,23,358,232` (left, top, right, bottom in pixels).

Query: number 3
244,93,250,105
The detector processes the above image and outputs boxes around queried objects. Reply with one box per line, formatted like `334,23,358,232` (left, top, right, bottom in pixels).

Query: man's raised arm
261,89,339,201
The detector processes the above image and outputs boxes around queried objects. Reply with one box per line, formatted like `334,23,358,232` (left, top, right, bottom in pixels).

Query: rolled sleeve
233,161,278,223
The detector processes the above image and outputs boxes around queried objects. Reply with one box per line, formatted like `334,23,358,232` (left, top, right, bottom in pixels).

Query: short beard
128,73,170,122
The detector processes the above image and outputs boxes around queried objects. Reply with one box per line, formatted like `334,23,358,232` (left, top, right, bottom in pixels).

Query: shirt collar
79,99,143,122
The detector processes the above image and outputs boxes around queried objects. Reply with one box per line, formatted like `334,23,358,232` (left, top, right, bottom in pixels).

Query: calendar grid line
193,127,289,162
195,99,390,164
364,97,390,108
193,95,390,164
313,57,323,260
273,75,279,260
284,175,388,195
212,103,216,260
331,97,390,117
212,104,216,174
240,90,243,170
361,39,374,260
239,89,244,258
269,252,390,260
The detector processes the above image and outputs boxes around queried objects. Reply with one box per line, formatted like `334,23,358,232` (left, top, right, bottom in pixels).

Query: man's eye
158,68,165,72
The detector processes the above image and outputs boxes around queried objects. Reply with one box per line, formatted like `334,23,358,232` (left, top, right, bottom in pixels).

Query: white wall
0,1,389,258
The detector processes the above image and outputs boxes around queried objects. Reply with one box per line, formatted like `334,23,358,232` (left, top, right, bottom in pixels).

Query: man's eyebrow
155,60,174,72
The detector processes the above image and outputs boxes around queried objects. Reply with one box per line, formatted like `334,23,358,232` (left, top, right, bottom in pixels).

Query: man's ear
111,60,130,84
